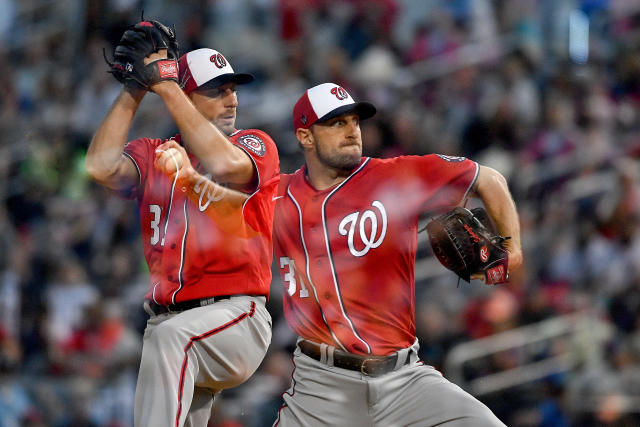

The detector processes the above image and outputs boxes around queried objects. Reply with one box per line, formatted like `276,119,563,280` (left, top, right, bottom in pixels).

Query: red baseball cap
178,48,254,95
293,83,376,130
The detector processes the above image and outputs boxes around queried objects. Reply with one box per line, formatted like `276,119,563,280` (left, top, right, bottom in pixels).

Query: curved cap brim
197,72,255,90
316,102,377,124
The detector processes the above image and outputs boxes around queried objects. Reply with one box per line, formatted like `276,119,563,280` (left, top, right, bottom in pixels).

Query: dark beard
316,144,361,173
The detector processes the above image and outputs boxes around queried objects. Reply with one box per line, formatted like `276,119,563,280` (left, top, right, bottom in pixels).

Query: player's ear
296,128,314,150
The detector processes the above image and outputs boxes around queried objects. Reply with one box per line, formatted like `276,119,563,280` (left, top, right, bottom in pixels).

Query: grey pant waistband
297,338,420,376
144,294,266,316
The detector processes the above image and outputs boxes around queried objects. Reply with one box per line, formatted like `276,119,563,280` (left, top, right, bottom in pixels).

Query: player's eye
199,86,237,98
198,88,221,98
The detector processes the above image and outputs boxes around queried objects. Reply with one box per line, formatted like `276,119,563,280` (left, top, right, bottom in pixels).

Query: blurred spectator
58,300,140,378
44,259,98,366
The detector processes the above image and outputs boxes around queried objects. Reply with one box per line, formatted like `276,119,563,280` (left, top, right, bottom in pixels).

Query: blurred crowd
2,0,640,426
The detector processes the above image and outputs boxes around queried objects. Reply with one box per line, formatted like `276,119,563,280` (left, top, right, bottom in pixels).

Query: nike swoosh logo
272,195,284,201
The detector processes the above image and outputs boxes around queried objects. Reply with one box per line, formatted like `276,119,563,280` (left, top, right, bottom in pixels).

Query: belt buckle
360,358,380,376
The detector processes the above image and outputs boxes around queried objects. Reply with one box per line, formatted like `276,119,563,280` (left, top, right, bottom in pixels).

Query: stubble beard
214,120,235,136
316,142,361,174
212,112,236,136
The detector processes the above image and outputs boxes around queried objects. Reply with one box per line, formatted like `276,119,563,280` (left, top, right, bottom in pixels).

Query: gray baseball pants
134,295,271,427
274,339,505,427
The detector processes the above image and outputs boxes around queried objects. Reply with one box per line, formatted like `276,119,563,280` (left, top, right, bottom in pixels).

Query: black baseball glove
104,20,179,90
426,207,510,285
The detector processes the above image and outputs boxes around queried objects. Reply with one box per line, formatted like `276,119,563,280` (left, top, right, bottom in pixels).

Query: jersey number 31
149,204,164,246
279,257,309,298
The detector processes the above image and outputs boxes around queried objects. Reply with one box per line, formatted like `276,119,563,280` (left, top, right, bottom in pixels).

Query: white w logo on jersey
338,200,387,257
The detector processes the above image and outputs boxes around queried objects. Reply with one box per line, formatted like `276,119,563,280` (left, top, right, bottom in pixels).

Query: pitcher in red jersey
86,27,279,426
272,83,522,426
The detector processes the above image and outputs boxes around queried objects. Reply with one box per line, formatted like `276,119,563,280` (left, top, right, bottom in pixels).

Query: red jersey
273,155,477,355
124,129,280,305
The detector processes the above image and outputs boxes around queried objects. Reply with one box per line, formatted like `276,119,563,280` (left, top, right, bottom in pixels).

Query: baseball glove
104,20,179,90
426,207,510,285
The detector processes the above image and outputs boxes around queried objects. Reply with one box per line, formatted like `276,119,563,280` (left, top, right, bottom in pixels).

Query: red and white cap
178,48,254,95
293,83,376,130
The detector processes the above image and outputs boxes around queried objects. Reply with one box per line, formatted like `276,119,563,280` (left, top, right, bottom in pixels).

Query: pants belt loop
410,338,420,364
394,347,410,370
319,343,328,364
201,297,217,306
327,346,335,367
143,300,155,317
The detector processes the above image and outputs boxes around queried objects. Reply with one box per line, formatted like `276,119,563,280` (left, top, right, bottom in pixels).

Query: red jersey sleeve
381,154,478,213
121,137,160,200
230,129,280,236
421,154,478,210
230,129,280,193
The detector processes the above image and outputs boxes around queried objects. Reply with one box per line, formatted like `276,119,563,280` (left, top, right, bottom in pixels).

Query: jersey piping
288,187,346,351
171,199,190,304
161,157,181,246
462,162,480,202
122,152,142,189
152,282,160,305
235,143,262,216
321,157,372,353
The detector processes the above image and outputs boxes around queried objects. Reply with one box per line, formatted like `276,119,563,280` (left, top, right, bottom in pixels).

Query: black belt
145,296,231,315
298,340,410,377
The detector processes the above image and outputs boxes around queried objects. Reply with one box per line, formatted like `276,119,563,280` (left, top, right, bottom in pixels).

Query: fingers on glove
114,27,162,64
133,21,170,52
150,20,175,41
166,39,179,60
107,20,178,89
118,26,163,59
146,27,168,52
114,44,138,61
150,20,179,59
119,29,151,51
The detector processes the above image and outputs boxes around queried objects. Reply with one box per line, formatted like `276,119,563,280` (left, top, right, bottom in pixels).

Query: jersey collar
297,157,369,194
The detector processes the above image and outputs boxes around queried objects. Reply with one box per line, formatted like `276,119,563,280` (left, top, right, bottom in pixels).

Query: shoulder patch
237,134,266,157
436,154,466,162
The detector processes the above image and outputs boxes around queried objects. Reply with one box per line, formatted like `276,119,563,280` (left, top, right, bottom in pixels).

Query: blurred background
1,0,640,426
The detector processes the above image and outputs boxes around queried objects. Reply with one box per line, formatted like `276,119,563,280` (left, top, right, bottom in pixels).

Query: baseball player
86,22,279,427
272,83,523,426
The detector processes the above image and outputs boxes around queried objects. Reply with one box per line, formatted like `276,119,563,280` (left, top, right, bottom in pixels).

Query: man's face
189,82,239,136
310,113,363,171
